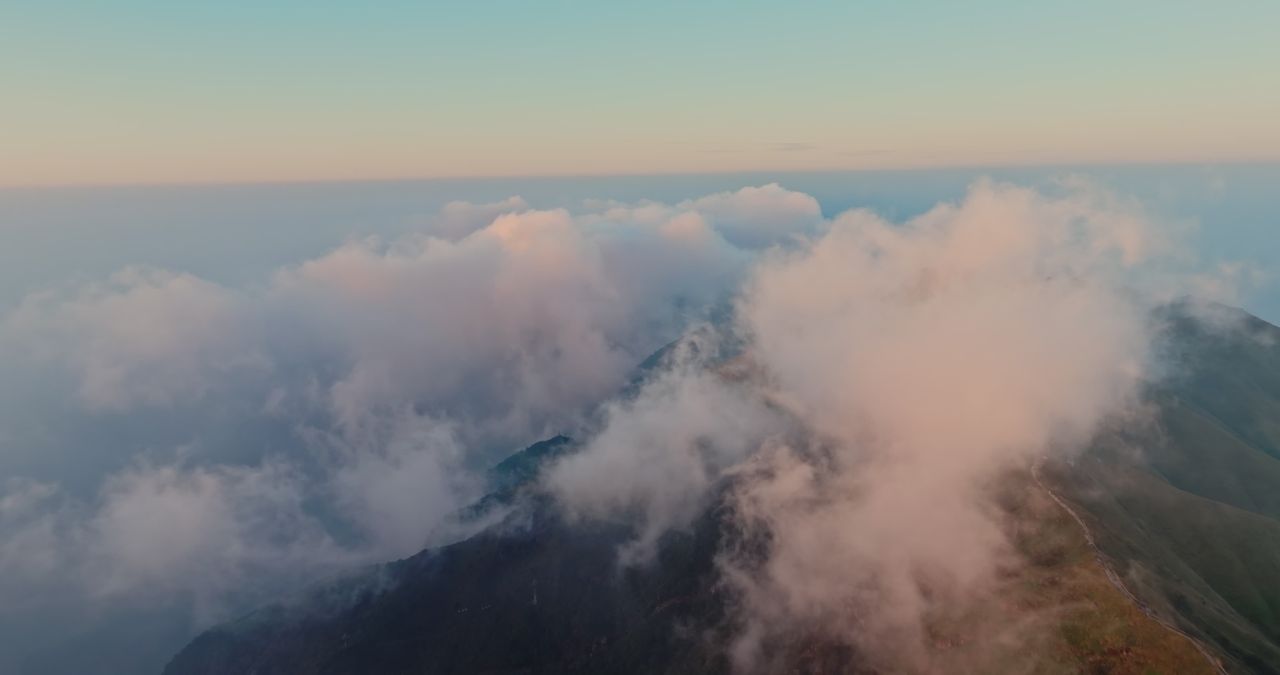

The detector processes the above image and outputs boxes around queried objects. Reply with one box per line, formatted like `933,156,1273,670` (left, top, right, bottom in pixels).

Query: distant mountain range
164,305,1280,674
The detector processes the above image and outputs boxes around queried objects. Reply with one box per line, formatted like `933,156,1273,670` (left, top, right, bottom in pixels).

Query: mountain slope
165,305,1280,674
164,491,735,675
165,452,1220,673
1048,305,1280,674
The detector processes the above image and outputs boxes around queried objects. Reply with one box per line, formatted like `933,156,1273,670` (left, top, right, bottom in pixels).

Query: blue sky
3,2,1279,185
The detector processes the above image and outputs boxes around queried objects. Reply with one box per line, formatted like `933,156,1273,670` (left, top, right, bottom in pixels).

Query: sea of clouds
0,178,1247,672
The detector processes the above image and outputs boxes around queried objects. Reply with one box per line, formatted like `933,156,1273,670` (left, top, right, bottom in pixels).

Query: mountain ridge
164,304,1280,674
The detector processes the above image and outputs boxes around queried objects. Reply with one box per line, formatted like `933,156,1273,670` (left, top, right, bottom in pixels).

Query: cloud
267,208,636,447
722,180,1159,669
547,329,787,563
264,202,751,451
680,183,825,249
328,413,479,557
0,179,1237,672
547,178,1195,671
434,196,530,241
0,415,475,626
1,189,779,450
86,462,339,613
1,267,262,412
0,185,796,642
0,479,68,594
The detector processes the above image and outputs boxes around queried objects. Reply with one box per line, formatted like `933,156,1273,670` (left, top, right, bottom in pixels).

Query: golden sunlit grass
967,469,1219,675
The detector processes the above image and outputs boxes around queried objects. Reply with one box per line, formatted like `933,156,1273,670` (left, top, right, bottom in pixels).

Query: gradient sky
3,1,1279,186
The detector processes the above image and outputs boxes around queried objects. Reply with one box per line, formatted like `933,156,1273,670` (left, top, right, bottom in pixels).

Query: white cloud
680,183,824,248
0,180,1240,672
548,179,1186,671
0,186,796,624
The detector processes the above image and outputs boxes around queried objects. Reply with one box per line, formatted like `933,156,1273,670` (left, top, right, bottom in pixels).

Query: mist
548,178,1238,671
0,173,1260,673
0,182,814,673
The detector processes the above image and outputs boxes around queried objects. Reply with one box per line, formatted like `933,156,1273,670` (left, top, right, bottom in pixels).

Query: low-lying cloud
548,178,1222,671
0,184,817,668
0,179,1236,672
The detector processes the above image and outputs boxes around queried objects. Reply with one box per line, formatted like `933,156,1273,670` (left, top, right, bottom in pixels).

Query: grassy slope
944,471,1217,675
1051,306,1280,674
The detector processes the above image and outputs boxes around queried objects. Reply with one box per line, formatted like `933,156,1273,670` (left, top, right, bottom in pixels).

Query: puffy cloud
0,479,68,591
2,187,782,449
548,179,1183,671
263,202,753,452
0,185,791,633
434,196,530,241
0,179,1234,672
680,183,825,248
267,208,635,447
1,268,262,411
0,415,475,625
722,181,1161,668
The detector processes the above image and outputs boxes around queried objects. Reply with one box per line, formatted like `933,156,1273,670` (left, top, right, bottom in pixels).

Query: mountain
1045,304,1280,674
161,455,1215,674
165,305,1280,674
163,479,734,674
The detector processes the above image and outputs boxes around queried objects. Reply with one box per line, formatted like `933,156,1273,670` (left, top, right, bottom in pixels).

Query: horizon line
5,158,1279,192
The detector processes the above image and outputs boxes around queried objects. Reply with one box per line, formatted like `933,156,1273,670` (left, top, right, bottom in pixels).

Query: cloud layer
0,179,1230,672
547,179,1202,671
0,184,818,648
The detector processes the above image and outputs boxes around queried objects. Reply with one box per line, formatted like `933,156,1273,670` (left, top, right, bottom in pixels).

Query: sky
3,1,1280,186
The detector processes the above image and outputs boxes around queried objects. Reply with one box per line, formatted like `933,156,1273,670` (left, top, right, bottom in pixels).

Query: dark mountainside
163,471,742,674
166,306,1280,675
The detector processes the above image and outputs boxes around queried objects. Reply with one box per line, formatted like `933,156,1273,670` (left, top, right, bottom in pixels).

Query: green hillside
1049,305,1280,674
